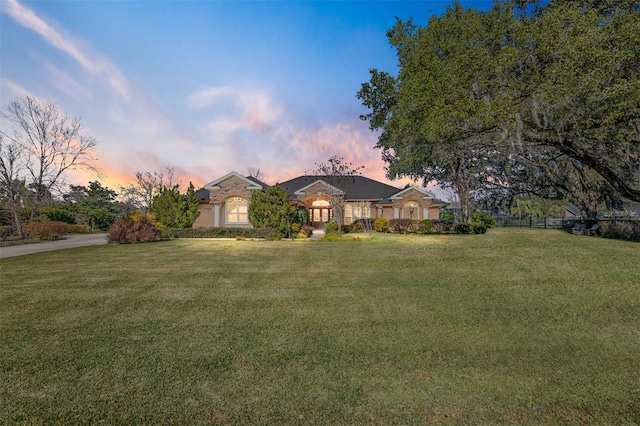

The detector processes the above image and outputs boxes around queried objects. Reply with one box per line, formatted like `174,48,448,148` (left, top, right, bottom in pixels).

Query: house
192,172,448,229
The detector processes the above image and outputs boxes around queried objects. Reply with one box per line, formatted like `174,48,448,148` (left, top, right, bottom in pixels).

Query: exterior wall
427,207,440,221
192,203,215,228
208,175,256,203
192,175,257,228
380,206,395,220
391,188,433,221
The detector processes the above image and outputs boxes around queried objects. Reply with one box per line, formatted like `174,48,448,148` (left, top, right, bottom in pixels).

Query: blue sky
1,0,493,192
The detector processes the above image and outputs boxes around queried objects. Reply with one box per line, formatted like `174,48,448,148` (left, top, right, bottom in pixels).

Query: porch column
394,207,399,219
214,203,221,227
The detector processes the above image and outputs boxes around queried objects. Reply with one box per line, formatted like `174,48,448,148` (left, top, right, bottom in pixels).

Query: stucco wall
192,175,258,228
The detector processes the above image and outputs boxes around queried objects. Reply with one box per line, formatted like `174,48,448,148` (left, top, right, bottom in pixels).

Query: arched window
312,199,330,207
226,197,248,224
402,201,420,220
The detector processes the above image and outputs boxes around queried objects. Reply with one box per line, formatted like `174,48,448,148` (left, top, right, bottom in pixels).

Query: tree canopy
248,185,296,238
358,0,640,221
0,96,98,236
149,183,200,229
64,181,119,231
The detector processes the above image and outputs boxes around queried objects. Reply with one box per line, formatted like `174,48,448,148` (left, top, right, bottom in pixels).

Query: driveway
0,233,108,259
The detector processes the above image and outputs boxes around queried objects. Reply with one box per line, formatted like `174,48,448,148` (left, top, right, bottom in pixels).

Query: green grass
1,229,639,424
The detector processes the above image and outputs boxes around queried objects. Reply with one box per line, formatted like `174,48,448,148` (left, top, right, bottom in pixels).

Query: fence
495,216,564,229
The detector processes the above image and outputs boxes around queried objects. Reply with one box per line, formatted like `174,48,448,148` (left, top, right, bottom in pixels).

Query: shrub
68,224,90,234
598,220,640,241
454,224,471,234
440,211,455,221
129,215,158,243
300,225,314,238
431,220,455,233
108,217,132,243
472,222,487,234
291,223,301,234
294,208,310,225
0,225,14,240
374,217,389,233
108,215,158,244
35,207,76,224
472,211,496,229
415,220,435,234
351,218,375,232
324,222,339,236
26,221,70,240
159,227,281,240
389,219,412,234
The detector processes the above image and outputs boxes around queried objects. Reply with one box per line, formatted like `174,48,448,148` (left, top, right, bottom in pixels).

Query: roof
565,204,581,217
246,175,271,188
203,172,264,190
278,175,401,201
195,188,210,202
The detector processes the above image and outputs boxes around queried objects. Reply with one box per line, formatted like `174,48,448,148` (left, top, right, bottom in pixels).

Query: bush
68,224,90,234
472,222,487,234
324,222,339,236
35,207,76,224
430,220,455,233
454,224,471,234
300,225,314,238
0,225,14,240
26,221,70,240
159,227,281,240
291,223,301,234
415,220,435,234
440,211,455,221
472,211,496,229
598,220,640,241
374,217,389,233
351,218,375,232
108,215,158,244
294,208,310,225
389,219,412,234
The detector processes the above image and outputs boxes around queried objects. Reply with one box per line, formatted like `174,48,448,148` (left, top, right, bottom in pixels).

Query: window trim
226,197,248,224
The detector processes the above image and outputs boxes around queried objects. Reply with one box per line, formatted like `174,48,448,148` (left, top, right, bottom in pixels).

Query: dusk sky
1,0,493,194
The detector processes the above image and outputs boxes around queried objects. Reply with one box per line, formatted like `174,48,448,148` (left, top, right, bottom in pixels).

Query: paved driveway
0,234,108,259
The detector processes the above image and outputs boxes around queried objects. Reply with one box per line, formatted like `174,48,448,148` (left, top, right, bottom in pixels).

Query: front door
310,207,331,228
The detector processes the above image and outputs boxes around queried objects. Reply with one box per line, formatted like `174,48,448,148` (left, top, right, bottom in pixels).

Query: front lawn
1,229,638,424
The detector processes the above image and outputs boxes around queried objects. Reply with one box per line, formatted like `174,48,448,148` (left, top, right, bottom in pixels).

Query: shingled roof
277,175,401,201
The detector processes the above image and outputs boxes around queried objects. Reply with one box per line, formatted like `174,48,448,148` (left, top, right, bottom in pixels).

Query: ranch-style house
192,172,448,229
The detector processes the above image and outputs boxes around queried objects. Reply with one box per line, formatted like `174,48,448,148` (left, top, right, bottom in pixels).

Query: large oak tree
358,1,640,220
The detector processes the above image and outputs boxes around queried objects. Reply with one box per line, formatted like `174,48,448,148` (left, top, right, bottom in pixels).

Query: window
353,202,370,219
402,201,420,220
226,197,248,224
345,205,352,224
312,199,330,207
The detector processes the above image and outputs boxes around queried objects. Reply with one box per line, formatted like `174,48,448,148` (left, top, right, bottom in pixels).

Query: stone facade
192,173,262,229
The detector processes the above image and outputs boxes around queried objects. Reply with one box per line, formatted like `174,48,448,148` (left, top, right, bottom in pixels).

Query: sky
1,0,493,195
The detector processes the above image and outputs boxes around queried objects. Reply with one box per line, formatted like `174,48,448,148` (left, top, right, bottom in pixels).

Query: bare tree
247,166,264,181
0,96,98,224
0,137,26,237
307,156,364,234
119,167,181,213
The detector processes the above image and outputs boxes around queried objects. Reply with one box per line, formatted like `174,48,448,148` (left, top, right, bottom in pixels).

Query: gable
204,172,263,190
390,186,434,201
294,179,344,196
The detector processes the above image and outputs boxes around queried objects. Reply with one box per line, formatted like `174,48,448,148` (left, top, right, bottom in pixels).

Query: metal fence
495,216,564,229
495,216,639,229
